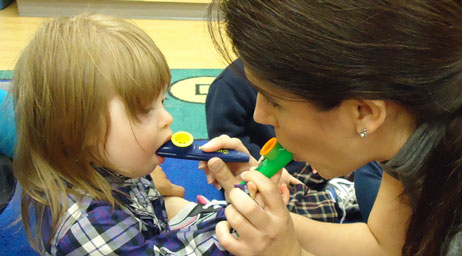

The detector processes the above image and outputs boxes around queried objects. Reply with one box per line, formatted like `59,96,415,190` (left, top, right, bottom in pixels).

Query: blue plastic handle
157,140,249,162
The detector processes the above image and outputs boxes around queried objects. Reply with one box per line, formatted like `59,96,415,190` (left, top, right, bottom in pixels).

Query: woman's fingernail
206,175,213,184
241,171,249,180
198,162,206,169
201,142,210,150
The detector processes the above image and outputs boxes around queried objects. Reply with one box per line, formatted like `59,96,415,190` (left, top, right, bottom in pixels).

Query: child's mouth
156,155,165,164
156,135,172,164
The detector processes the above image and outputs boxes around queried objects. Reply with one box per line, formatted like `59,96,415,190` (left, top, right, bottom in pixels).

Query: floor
0,1,227,71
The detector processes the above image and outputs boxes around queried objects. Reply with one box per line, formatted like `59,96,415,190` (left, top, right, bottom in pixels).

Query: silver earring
360,128,367,138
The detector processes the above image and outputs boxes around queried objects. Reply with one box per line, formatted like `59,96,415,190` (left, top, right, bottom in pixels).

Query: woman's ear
354,100,387,136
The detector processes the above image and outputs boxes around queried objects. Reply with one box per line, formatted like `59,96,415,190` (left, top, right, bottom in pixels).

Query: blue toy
157,131,250,162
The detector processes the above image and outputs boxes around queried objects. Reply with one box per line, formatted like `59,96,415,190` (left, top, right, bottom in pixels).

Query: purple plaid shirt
41,170,230,256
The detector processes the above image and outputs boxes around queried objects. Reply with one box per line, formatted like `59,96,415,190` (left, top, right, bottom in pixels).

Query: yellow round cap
171,131,194,147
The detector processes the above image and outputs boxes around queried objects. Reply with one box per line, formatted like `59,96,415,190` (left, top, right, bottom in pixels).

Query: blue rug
0,69,224,255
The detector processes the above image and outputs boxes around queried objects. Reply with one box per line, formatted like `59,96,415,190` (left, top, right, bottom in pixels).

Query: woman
200,1,462,255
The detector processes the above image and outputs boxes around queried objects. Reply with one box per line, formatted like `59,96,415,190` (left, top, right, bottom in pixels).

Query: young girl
12,14,231,255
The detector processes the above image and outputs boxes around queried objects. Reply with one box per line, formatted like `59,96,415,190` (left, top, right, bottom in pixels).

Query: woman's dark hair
208,0,462,255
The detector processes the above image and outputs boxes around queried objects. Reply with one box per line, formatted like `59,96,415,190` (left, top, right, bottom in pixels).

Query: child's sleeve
52,204,230,256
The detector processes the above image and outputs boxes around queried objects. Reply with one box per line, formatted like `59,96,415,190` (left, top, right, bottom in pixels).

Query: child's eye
161,97,169,106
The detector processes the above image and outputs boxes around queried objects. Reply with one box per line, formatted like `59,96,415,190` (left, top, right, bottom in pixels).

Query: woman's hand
238,169,293,207
198,135,258,195
216,171,302,256
279,168,303,187
216,171,300,256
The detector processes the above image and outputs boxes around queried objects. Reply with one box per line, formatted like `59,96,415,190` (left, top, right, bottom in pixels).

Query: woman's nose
253,93,275,126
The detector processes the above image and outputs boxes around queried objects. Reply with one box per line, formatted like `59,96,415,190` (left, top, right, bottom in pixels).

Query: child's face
105,93,173,178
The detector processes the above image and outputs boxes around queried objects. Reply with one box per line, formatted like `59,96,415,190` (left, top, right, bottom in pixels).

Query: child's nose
163,110,173,127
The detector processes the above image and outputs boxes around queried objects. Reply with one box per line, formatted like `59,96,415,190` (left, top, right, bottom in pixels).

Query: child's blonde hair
11,13,171,250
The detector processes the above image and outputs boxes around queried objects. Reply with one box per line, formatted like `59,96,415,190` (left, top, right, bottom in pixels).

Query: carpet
0,69,225,255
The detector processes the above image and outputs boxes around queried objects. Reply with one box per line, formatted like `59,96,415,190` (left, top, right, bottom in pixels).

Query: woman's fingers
216,221,248,255
217,171,301,256
241,171,288,214
269,168,283,184
224,203,260,238
201,134,250,153
197,135,261,195
207,157,240,192
216,194,271,255
227,187,271,230
289,175,303,185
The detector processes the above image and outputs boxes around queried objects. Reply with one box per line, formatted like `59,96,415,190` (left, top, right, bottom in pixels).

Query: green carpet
0,69,222,140
169,69,222,139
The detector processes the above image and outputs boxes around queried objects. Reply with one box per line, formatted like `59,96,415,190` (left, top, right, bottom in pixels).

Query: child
12,14,230,255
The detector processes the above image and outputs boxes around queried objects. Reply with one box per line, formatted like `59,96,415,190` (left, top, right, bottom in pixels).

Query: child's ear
353,100,387,136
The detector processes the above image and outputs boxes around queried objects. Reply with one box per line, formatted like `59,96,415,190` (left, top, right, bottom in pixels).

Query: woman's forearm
290,213,385,256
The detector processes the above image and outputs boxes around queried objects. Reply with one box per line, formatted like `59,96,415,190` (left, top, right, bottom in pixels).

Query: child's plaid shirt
287,164,338,223
41,171,230,256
